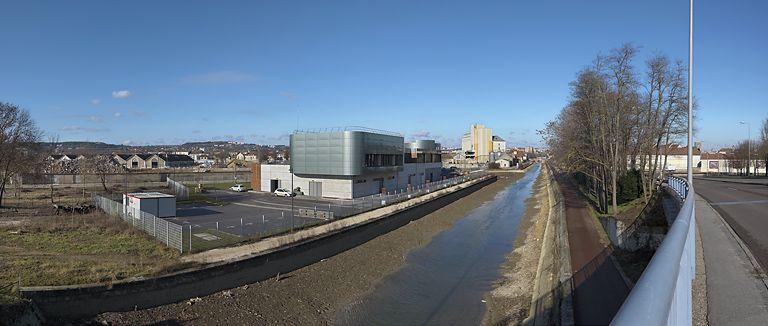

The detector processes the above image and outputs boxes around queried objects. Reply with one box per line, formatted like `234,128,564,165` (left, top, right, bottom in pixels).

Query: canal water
338,164,541,325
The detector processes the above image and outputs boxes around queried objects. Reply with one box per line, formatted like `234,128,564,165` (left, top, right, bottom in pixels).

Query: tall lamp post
739,121,751,176
687,0,694,184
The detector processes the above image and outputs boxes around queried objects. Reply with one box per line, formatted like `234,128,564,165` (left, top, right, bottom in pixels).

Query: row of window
364,154,404,167
404,153,441,164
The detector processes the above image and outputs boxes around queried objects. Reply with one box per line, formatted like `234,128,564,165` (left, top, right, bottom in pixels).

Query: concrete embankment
523,165,573,325
20,175,496,319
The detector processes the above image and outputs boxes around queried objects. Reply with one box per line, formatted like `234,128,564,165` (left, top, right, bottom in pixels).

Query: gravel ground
482,166,548,325
93,173,524,326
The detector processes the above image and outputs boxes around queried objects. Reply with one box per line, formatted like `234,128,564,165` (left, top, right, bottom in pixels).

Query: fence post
153,217,157,237
216,221,219,230
240,218,244,236
166,222,169,246
188,225,192,253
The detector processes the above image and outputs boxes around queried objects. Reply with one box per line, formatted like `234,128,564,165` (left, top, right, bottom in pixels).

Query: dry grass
0,212,181,296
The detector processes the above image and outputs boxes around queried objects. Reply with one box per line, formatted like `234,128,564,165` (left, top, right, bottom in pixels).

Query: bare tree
543,44,692,215
760,117,768,176
0,102,43,208
83,154,119,192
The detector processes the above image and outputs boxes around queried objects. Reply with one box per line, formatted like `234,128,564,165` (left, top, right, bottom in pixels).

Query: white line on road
710,200,768,206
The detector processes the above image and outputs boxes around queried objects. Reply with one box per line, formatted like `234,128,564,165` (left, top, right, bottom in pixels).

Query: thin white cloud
86,115,102,123
59,126,110,133
113,112,122,118
182,71,256,84
90,98,101,105
412,130,431,139
112,90,132,99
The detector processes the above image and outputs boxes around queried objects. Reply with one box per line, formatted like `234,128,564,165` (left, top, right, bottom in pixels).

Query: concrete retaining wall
20,176,497,319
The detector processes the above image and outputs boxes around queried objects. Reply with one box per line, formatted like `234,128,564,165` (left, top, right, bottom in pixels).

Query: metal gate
309,181,322,197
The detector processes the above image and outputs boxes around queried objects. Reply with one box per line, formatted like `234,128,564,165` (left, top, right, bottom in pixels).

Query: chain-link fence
167,178,189,200
92,194,184,253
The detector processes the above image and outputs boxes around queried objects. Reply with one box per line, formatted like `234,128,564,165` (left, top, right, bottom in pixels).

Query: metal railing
330,170,492,218
612,175,695,325
293,126,403,136
92,194,184,253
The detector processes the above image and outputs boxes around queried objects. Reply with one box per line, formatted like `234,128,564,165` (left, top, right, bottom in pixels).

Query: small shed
123,192,176,218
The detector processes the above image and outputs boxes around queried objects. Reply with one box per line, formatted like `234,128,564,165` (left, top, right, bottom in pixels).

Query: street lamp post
687,0,694,184
739,121,751,176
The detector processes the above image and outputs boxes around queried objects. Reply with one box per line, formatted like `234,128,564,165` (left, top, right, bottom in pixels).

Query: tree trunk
0,181,6,208
101,175,108,192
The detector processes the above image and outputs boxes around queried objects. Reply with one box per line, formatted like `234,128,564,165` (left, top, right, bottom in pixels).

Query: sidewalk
695,194,768,325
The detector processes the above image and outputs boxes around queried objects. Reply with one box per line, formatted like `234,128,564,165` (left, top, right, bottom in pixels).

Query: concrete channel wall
526,164,572,325
20,176,497,319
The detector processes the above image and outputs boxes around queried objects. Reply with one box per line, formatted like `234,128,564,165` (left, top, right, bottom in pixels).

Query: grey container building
260,127,442,199
291,128,404,177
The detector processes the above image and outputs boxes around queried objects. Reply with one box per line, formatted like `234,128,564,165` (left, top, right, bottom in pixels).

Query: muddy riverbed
94,168,543,325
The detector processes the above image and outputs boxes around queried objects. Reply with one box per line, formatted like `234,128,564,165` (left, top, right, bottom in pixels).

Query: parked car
230,184,246,192
274,188,295,197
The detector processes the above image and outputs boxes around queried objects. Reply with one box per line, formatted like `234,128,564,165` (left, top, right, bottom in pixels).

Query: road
694,178,768,270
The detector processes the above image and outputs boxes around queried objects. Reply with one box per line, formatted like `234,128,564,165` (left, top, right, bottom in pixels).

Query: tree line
0,102,122,207
728,118,768,176
541,44,693,215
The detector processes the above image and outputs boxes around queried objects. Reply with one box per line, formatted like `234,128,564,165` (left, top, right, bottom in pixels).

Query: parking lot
166,190,357,251
164,172,490,252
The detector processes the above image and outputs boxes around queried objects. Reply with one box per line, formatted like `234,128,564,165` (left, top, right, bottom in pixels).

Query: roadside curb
697,195,768,291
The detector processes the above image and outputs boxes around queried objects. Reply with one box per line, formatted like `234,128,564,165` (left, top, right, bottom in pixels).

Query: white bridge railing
612,175,695,325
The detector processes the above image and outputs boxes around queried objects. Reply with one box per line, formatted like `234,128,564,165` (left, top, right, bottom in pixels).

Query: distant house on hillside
161,154,196,168
114,153,195,170
49,154,85,162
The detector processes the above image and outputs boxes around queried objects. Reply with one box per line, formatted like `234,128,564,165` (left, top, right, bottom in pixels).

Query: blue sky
1,1,765,149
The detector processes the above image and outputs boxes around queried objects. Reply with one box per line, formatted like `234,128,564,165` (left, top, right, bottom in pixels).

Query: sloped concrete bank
20,176,496,319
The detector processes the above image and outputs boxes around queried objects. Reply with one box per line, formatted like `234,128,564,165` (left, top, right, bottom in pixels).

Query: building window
151,160,158,168
132,161,138,168
364,154,403,167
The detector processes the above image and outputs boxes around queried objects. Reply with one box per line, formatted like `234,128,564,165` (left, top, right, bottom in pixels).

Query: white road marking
710,200,768,206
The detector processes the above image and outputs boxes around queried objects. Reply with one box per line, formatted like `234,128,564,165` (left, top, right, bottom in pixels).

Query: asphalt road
694,178,768,271
168,190,353,237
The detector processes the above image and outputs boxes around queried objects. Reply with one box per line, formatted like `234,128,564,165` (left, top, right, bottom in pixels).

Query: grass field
0,212,183,296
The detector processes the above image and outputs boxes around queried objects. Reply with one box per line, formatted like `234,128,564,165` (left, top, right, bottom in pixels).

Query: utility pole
687,0,694,185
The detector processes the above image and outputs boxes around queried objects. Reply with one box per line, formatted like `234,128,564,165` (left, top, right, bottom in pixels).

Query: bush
617,169,642,204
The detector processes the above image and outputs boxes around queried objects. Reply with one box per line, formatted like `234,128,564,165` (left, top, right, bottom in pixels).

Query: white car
230,184,246,192
273,188,295,197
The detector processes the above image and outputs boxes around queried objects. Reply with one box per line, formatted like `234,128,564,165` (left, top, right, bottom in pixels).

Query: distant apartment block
492,135,506,152
461,124,492,162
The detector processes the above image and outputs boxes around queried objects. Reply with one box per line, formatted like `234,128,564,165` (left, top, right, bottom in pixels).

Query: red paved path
556,174,630,325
